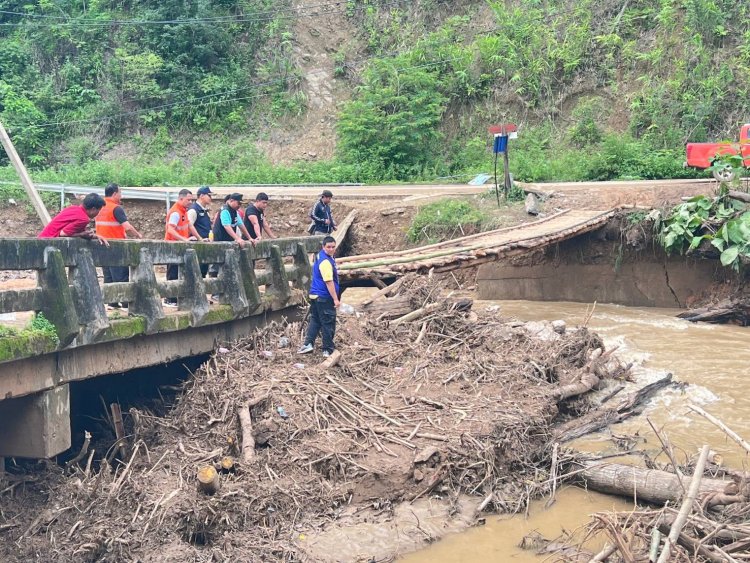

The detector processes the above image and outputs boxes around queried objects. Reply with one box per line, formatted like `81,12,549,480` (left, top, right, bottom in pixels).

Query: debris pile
0,276,633,561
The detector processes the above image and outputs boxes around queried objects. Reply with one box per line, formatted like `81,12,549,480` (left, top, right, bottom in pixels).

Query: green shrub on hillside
407,199,486,243
337,60,447,180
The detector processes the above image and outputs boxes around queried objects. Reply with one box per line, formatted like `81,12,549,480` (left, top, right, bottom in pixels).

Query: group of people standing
36,184,342,357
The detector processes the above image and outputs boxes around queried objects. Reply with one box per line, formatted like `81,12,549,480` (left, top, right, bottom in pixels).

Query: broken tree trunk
390,298,473,326
320,350,341,369
361,295,414,319
728,190,750,204
554,374,674,442
110,403,127,460
361,276,406,306
576,460,728,505
677,297,750,326
197,465,220,495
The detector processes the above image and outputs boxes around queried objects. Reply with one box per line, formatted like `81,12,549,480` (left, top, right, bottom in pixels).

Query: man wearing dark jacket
309,190,336,234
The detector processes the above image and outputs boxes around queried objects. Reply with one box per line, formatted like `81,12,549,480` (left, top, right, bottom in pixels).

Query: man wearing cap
188,186,213,277
244,192,277,243
212,193,252,246
297,236,339,357
188,186,213,241
164,189,202,307
95,183,143,309
309,190,336,234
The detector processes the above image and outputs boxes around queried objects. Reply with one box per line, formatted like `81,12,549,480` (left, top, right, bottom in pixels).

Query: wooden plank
0,120,51,226
333,210,357,256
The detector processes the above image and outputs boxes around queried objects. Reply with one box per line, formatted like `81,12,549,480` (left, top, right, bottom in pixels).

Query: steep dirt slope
256,1,363,164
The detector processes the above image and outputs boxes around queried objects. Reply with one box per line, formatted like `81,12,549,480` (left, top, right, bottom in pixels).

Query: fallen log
576,460,729,505
554,374,675,442
390,298,473,326
237,404,256,464
677,297,750,326
320,350,341,369
361,294,413,319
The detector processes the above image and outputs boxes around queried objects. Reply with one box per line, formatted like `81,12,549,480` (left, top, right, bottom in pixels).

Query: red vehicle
686,124,750,181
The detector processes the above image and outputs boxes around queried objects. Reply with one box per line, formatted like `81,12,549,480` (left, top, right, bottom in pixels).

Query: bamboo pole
0,120,51,225
656,445,711,563
338,210,614,271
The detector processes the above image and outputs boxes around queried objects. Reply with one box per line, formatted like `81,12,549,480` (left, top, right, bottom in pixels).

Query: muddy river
401,299,750,562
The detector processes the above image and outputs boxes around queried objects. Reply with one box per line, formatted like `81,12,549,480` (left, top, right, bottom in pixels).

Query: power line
0,0,406,28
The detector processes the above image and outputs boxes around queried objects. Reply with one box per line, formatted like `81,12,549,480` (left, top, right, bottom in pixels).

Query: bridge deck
338,208,616,281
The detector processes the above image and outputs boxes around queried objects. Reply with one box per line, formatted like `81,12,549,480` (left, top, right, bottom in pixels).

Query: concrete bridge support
0,385,70,458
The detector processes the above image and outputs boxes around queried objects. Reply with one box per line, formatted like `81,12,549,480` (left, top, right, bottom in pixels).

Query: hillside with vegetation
0,0,749,186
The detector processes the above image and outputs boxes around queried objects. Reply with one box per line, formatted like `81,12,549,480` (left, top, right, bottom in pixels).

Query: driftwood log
677,297,750,326
554,374,674,442
237,405,256,464
361,294,414,319
576,460,729,505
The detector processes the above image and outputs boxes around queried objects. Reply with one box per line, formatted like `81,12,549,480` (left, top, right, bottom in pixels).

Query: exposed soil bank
477,215,745,308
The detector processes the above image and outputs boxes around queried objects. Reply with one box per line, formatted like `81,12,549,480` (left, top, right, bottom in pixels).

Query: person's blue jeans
304,298,336,353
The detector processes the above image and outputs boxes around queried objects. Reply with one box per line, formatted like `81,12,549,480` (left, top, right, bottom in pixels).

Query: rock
380,207,406,216
525,193,540,215
414,446,440,464
523,320,560,341
8,198,17,206
413,468,425,482
551,320,566,334
278,336,290,348
287,220,300,227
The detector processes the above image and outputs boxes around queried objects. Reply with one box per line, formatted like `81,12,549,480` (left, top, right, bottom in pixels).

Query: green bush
407,199,486,243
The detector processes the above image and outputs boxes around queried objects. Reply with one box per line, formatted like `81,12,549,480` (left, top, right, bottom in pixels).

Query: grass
407,199,488,244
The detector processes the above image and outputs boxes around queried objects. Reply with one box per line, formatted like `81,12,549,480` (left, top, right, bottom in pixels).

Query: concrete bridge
0,236,319,459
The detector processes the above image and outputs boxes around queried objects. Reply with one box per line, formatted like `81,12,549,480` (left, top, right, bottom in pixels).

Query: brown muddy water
399,299,750,562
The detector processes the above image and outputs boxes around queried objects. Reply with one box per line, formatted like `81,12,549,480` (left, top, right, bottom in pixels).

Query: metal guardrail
0,180,364,213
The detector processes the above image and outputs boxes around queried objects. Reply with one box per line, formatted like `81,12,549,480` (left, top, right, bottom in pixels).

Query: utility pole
0,120,51,226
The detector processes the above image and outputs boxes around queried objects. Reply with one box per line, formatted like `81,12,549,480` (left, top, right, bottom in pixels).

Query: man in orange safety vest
95,183,143,310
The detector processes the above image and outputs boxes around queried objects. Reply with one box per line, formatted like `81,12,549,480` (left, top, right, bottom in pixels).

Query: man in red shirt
38,193,109,245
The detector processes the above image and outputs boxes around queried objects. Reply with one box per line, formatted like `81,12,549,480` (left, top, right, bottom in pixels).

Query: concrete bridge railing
0,236,319,459
0,236,319,363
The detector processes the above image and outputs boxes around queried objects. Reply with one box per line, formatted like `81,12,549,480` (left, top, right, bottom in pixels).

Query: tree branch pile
0,276,641,562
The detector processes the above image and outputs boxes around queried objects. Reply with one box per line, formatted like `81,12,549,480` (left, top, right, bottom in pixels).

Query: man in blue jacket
298,236,339,357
